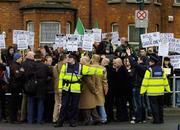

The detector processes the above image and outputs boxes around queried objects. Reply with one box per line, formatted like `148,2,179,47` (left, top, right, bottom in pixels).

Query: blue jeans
98,106,107,122
132,88,146,122
27,96,44,124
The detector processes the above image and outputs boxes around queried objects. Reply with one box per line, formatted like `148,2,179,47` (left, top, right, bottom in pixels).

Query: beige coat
53,61,64,93
79,76,98,109
91,64,108,106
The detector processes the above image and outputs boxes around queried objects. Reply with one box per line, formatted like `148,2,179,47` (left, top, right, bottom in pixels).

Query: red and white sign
137,10,147,20
135,10,148,28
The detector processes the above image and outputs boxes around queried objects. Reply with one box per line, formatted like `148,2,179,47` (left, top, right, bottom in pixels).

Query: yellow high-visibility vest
58,63,104,93
140,69,171,96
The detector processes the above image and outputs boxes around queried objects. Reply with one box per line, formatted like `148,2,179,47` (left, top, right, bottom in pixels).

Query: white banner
82,33,94,51
0,35,6,49
111,32,120,45
141,32,161,48
158,33,174,56
66,34,79,52
92,28,102,43
169,55,180,69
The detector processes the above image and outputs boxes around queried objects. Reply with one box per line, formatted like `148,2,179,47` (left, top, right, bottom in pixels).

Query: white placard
0,35,6,49
169,55,180,69
111,32,120,45
82,33,94,51
141,32,161,48
169,38,176,52
13,30,24,44
66,34,79,52
17,31,29,50
28,32,35,46
158,33,174,56
55,34,66,48
92,28,102,43
174,39,180,54
77,35,83,48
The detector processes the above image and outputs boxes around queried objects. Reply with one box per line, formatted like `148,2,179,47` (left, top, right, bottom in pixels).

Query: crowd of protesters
0,37,177,127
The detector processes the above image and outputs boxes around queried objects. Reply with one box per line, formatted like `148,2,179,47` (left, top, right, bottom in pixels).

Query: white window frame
27,22,34,32
126,0,150,3
128,24,147,44
39,21,60,45
107,0,121,4
66,22,71,34
111,23,119,32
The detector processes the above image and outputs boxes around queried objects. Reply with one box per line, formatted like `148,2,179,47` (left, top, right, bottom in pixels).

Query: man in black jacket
20,51,35,122
27,51,52,124
105,57,129,122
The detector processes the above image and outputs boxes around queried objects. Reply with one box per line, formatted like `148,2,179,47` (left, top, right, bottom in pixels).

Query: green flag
94,21,99,28
74,17,85,35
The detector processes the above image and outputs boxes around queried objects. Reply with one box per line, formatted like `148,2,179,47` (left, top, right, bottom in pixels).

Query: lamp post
137,0,145,48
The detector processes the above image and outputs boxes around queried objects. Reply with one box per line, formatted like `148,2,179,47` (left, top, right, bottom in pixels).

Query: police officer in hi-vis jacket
54,53,104,127
140,55,171,124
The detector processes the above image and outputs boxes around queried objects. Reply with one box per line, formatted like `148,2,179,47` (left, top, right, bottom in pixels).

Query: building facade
0,0,180,47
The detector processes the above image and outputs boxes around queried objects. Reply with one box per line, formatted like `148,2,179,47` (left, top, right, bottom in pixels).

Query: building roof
20,2,77,11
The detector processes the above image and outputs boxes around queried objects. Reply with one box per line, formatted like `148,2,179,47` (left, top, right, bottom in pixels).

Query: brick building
0,0,180,48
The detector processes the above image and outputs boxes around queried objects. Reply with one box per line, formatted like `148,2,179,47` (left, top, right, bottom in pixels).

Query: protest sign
158,33,174,56
16,31,29,50
169,38,176,52
169,55,180,69
111,32,120,45
141,32,161,48
174,39,180,54
0,35,6,49
54,34,66,48
66,34,79,52
92,28,102,43
82,33,94,51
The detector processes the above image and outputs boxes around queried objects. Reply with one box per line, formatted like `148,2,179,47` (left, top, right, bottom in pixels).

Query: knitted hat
13,53,22,61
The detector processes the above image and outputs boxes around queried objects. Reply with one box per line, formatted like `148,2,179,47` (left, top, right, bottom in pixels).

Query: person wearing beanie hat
13,53,22,62
9,52,24,123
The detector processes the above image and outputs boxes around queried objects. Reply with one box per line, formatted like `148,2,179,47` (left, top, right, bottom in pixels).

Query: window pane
112,23,119,32
66,22,71,34
129,25,145,42
27,22,34,32
40,22,60,44
176,0,180,3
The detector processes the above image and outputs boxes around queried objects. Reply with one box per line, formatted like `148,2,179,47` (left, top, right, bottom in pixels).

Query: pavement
0,115,180,130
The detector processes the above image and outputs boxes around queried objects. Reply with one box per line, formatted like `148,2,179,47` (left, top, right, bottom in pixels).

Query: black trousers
0,91,6,120
105,90,128,122
9,92,22,122
149,96,164,123
58,90,80,124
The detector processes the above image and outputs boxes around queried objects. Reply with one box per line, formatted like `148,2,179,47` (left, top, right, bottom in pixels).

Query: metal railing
172,76,180,108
